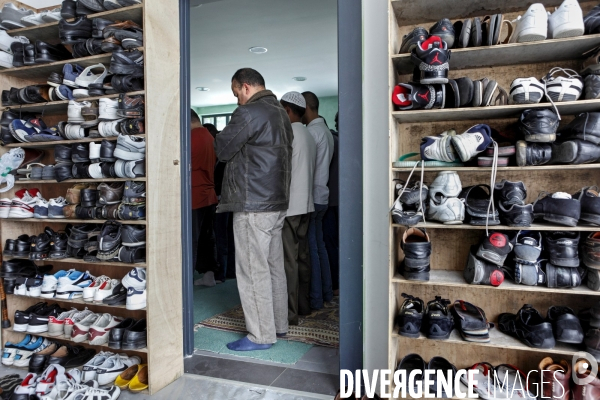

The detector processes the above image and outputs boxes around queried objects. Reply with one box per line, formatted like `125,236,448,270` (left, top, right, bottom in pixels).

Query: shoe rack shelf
3,255,146,268
388,0,600,380
0,47,143,83
0,90,145,115
0,0,183,394
6,4,143,44
392,33,600,74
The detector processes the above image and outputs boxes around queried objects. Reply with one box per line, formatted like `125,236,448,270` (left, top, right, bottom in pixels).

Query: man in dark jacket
214,68,293,351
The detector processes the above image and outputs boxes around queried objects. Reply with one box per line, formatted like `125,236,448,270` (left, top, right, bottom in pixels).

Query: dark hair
191,109,201,124
232,68,265,87
301,91,319,111
203,123,219,138
280,100,306,118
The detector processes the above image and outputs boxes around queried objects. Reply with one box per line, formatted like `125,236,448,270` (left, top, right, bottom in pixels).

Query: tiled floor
185,345,340,396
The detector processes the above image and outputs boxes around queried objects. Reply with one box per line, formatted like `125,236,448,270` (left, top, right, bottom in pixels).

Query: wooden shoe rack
388,0,600,390
0,0,182,394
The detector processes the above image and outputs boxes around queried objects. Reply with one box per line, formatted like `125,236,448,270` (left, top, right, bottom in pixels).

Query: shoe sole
516,140,527,166
588,269,600,291
543,213,578,227
524,133,556,143
552,141,578,163
26,325,48,334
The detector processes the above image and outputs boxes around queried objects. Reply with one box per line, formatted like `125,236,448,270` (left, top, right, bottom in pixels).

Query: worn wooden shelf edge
13,177,147,184
392,163,600,172
3,255,145,267
392,34,600,74
392,271,600,296
391,222,600,231
6,293,146,310
1,218,146,225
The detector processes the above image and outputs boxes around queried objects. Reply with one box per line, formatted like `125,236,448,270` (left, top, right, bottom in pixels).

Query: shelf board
2,218,146,225
392,99,600,123
6,293,144,310
392,34,600,74
4,328,147,353
6,5,143,44
391,222,600,231
392,163,600,172
3,255,145,268
392,271,600,296
1,90,145,116
14,177,146,184
393,327,584,358
0,47,143,82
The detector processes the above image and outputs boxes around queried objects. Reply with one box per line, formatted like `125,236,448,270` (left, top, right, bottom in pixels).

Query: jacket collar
247,89,275,104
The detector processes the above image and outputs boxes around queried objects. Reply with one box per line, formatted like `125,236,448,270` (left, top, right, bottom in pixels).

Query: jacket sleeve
214,107,253,161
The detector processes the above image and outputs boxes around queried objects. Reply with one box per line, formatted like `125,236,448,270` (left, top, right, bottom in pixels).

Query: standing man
323,112,339,296
302,91,334,310
214,68,293,351
280,92,316,325
190,110,219,287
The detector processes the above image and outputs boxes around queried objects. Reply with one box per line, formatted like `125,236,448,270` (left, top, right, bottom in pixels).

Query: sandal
452,300,494,342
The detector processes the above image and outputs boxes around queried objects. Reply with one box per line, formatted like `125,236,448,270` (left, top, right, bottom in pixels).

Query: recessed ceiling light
292,77,307,81
249,46,268,54
196,87,210,91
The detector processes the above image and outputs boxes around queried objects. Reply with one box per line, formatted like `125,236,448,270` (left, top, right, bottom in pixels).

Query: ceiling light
196,87,210,91
292,77,307,81
249,46,268,54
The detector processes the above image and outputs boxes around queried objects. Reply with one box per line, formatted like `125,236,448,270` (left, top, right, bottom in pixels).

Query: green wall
194,95,339,130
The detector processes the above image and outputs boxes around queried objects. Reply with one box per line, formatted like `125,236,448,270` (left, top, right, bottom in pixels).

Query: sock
226,336,272,351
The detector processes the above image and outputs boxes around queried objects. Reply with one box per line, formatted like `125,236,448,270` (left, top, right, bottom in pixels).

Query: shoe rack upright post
0,0,183,394
389,0,600,389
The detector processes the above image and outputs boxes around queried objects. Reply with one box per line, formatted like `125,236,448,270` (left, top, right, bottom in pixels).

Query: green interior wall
194,95,339,131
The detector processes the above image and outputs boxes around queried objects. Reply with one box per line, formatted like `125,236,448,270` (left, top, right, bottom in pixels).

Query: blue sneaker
48,197,67,218
451,124,493,162
9,119,38,143
56,85,74,100
56,270,93,299
33,198,49,218
13,337,52,368
62,64,84,87
1,334,33,365
41,269,75,298
420,129,457,162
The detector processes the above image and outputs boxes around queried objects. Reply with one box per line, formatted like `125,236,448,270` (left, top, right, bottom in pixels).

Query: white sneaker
0,197,11,218
98,98,120,120
64,308,93,338
0,30,28,53
40,9,61,23
82,352,114,381
0,50,13,69
79,386,121,400
89,141,101,162
67,101,90,124
121,267,146,290
8,188,42,218
427,196,465,224
96,355,140,386
510,3,548,43
48,197,67,219
94,279,120,303
48,308,77,337
65,123,85,139
98,119,123,137
549,0,584,39
20,13,46,27
56,270,94,300
510,77,545,104
35,364,67,397
71,313,100,342
429,171,463,201
82,275,111,302
420,129,457,162
126,287,146,310
542,67,583,102
33,197,48,219
450,124,493,163
89,314,124,345
113,134,146,161
12,373,38,399
41,270,75,299
74,63,107,88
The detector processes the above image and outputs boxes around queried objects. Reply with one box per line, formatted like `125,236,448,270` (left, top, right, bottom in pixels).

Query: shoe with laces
56,270,94,299
122,267,146,290
509,3,548,43
9,188,42,218
519,108,559,143
118,203,145,220
33,197,49,219
113,134,145,161
392,82,445,110
544,231,580,267
89,313,124,345
427,196,464,224
397,293,425,338
28,304,65,334
514,231,543,264
115,159,145,178
98,221,122,260
96,354,140,386
411,35,449,84
82,275,111,302
71,312,100,342
533,191,581,226
123,181,145,204
2,334,35,365
98,98,119,120
420,129,457,162
549,0,584,39
48,308,77,337
94,279,120,303
429,171,462,201
424,296,454,339
451,124,493,162
509,77,544,104
64,308,93,338
542,67,583,102
40,270,74,298
48,197,67,219
98,119,124,137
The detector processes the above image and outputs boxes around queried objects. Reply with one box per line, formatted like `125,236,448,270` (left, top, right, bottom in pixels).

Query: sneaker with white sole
95,279,120,303
96,354,140,386
89,314,124,345
48,308,77,337
0,51,12,69
11,372,38,399
510,77,545,104
115,159,145,178
0,198,12,218
40,269,74,298
79,386,121,400
13,337,53,367
0,30,29,53
48,197,67,218
35,364,67,397
427,196,465,224
509,3,548,43
429,171,463,201
8,188,42,218
542,67,584,102
64,308,93,338
549,0,584,39
33,197,49,218
98,98,120,120
82,275,111,302
126,287,146,310
67,101,91,124
82,351,117,381
121,267,146,290
56,270,94,299
89,142,101,163
113,134,145,161
420,129,457,162
71,312,100,342
2,334,35,365
451,124,493,163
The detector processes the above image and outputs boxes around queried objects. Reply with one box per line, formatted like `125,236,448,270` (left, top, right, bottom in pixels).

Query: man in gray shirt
302,91,334,310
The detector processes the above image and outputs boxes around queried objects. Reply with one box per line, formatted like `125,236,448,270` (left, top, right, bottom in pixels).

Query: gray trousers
282,214,311,325
233,211,288,344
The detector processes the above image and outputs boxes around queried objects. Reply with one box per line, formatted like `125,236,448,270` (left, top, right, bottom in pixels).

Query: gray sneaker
113,134,145,161
0,3,33,30
123,180,145,204
48,197,67,219
429,171,462,201
427,196,465,224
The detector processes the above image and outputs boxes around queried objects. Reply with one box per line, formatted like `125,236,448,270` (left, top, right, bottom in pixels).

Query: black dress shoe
121,318,147,350
108,317,135,349
11,234,32,257
8,87,20,104
551,139,600,165
533,192,581,227
71,41,91,59
72,143,90,163
103,283,127,305
80,188,99,207
29,233,52,260
47,345,96,368
547,305,584,344
24,85,50,103
92,18,113,38
3,239,16,256
59,17,93,45
499,304,556,349
72,163,91,179
35,41,72,64
545,262,585,288
55,164,74,182
23,44,35,66
49,232,69,259
519,108,560,143
61,0,77,19
574,186,600,225
10,43,25,67
55,144,73,164
0,259,41,279
560,112,600,145
544,231,580,267
28,343,59,373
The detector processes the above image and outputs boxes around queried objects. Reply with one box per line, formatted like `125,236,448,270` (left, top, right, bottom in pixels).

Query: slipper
491,14,503,45
452,300,493,342
494,86,509,106
458,18,471,48
499,19,514,44
445,79,460,108
482,79,499,106
392,153,464,168
472,80,483,107
470,17,482,47
455,77,474,106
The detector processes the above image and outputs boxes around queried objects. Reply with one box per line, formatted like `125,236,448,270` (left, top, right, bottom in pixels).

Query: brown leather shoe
98,182,124,205
101,203,120,219
573,360,600,400
63,204,79,219
539,357,571,400
66,183,96,205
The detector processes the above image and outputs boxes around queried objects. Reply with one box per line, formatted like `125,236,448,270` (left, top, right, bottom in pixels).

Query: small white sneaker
126,288,146,310
89,142,101,162
122,267,146,290
427,196,465,224
65,124,85,140
420,129,457,163
8,189,42,218
20,13,46,27
67,101,91,124
0,30,29,53
0,198,11,218
510,77,545,104
548,0,584,39
82,275,111,302
96,355,140,386
450,124,493,163
0,50,13,69
542,67,583,102
510,3,548,43
98,98,120,120
429,171,463,201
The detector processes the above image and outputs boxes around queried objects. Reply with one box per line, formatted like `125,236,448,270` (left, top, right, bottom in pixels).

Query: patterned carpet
197,297,340,348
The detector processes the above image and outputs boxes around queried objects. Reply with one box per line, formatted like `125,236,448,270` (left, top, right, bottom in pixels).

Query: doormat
196,297,339,348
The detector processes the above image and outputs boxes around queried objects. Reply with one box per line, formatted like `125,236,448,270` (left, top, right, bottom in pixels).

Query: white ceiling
190,0,338,107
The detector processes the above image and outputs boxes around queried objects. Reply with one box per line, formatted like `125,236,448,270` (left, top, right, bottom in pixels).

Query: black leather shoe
400,227,430,281
47,345,95,368
459,185,500,225
123,180,145,204
545,262,585,288
80,0,105,13
121,318,147,350
3,239,16,256
23,44,35,66
518,108,560,143
109,48,144,76
0,259,43,279
35,41,72,64
75,1,95,16
560,112,600,145
397,294,425,338
1,90,9,106
121,225,146,247
100,139,116,162
11,235,32,257
494,179,527,206
551,139,600,164
117,93,145,118
80,188,99,207
499,304,556,349
24,85,50,103
55,164,74,182
498,203,533,227
28,342,59,373
72,163,91,179
8,87,20,104
49,232,69,259
10,42,25,67
102,282,127,305
112,74,144,93
61,0,77,19
54,144,72,163
544,231,580,267
71,41,90,59
97,182,124,205
107,317,135,349
97,221,122,260
59,17,93,45
68,224,100,248
547,306,584,344
71,143,90,163
101,162,117,178
574,186,600,225
92,17,113,38
533,192,581,227
29,233,52,260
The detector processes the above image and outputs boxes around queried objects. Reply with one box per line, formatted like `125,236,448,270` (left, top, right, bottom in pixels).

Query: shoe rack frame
0,0,183,394
389,0,600,393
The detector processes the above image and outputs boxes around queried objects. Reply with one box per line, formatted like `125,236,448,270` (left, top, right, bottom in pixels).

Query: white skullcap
281,91,306,108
